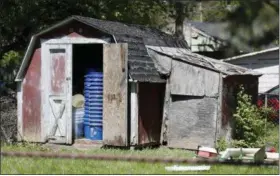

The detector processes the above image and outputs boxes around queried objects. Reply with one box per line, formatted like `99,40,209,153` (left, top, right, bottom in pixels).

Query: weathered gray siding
165,60,220,149
170,60,219,96
167,96,218,149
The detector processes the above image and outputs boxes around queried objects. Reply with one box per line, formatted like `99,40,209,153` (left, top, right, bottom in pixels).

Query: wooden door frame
41,43,72,144
40,37,108,144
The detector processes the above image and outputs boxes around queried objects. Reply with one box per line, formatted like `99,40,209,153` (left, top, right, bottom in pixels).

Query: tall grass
1,144,278,175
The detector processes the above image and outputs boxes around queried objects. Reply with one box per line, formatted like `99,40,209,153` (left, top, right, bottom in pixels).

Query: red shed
15,16,188,146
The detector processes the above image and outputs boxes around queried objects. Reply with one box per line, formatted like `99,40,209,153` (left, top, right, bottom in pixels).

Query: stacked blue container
72,107,84,139
84,68,103,140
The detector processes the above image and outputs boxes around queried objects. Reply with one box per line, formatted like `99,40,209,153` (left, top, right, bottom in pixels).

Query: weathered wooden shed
15,16,187,146
146,46,261,149
15,15,261,149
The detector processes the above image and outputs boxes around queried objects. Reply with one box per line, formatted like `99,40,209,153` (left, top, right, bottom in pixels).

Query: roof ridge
73,15,178,38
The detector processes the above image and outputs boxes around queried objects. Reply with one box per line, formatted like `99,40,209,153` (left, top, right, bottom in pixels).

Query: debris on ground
165,165,211,172
196,146,218,159
219,147,279,162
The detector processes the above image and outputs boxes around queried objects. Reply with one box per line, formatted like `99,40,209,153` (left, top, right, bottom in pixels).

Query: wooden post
264,93,268,139
130,81,138,146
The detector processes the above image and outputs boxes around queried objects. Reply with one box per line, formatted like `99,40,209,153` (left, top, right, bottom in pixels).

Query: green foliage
0,51,22,90
226,0,279,51
0,0,171,56
0,51,22,69
216,137,228,151
197,0,238,22
232,86,274,148
1,0,278,59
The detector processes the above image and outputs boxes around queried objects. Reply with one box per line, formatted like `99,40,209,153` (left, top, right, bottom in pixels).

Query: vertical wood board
17,82,23,141
130,82,139,145
103,43,128,146
41,43,72,144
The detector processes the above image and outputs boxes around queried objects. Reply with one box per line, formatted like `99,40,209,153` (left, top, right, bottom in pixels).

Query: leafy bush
231,86,275,148
216,137,227,151
0,50,22,69
0,50,22,90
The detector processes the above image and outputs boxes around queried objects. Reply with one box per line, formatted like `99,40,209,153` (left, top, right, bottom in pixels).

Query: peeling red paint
50,52,66,94
20,20,112,143
22,48,41,142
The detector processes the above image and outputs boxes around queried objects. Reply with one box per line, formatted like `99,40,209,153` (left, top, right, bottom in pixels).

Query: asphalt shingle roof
75,16,189,82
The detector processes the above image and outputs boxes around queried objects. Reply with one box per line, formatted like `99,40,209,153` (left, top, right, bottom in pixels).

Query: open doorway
138,83,165,145
72,44,103,143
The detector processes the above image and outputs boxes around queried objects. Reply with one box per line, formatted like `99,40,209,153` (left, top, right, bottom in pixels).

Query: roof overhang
146,45,262,77
222,47,279,62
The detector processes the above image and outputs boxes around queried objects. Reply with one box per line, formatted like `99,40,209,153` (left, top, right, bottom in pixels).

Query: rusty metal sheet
22,48,42,142
103,43,128,146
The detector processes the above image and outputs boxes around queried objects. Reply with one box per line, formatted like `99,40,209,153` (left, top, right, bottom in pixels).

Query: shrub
0,50,22,90
0,50,21,69
231,86,272,148
216,137,227,151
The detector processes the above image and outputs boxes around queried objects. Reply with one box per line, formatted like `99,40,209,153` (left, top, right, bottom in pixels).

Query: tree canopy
0,0,278,64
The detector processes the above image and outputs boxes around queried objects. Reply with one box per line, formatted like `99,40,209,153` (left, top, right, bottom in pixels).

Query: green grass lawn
1,143,279,175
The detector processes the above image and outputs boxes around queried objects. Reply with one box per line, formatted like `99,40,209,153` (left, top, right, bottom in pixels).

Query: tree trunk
175,2,185,40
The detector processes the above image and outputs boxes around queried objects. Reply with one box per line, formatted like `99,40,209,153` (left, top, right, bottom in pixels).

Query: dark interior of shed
72,44,103,141
72,44,103,95
138,83,165,145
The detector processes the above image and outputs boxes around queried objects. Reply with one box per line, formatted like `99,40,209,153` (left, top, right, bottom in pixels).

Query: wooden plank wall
103,43,128,146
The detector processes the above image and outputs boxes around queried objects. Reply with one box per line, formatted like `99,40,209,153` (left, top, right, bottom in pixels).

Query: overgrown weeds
217,86,279,150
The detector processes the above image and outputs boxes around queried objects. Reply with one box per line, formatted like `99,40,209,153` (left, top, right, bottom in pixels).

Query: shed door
41,43,72,144
103,43,128,146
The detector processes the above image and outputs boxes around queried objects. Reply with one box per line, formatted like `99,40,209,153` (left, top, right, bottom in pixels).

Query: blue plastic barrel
84,122,103,140
84,68,103,140
72,108,84,139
